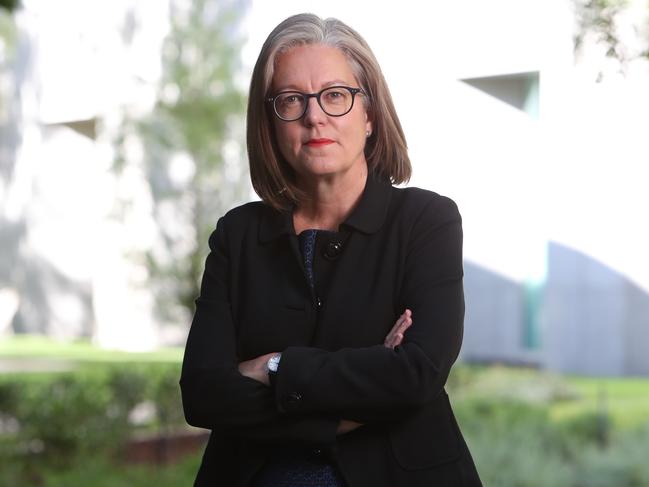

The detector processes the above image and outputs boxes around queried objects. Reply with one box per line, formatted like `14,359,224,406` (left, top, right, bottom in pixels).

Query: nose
302,95,327,126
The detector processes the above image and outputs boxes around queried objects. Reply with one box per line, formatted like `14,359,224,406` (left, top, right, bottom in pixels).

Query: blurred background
1,0,648,485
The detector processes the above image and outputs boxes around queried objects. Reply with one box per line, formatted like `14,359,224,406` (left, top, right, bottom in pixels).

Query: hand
383,309,413,349
239,311,412,429
337,310,413,436
337,419,363,435
238,352,278,386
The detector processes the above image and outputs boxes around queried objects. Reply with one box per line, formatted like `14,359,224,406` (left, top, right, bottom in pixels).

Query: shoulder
215,199,291,234
213,199,292,247
389,185,461,228
219,201,268,227
209,201,270,246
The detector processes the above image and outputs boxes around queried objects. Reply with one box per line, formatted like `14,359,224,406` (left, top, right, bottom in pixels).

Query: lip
305,138,335,147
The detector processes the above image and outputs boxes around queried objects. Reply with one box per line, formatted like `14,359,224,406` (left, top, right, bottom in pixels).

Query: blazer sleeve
273,196,464,423
179,216,339,445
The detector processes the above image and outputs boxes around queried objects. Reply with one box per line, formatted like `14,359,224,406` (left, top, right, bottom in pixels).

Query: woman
180,13,482,487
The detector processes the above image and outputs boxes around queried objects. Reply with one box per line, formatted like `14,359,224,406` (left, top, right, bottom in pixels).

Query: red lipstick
306,138,335,147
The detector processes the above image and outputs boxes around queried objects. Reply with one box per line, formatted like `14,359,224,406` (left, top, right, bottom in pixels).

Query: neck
293,164,368,233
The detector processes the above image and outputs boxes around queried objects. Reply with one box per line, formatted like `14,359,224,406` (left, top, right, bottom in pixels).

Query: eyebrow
274,79,353,93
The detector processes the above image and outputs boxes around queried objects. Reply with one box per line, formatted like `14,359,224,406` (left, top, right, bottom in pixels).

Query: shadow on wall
0,225,94,338
462,241,649,376
13,255,94,338
462,259,535,367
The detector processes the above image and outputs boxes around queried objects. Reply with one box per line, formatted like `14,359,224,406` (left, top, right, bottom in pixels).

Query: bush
3,362,648,486
0,362,186,485
572,425,649,487
455,398,574,487
450,366,649,487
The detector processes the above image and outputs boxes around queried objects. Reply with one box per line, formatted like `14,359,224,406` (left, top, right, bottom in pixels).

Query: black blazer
180,174,482,486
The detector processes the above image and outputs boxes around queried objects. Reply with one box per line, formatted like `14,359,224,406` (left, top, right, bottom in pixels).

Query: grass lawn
3,454,203,487
448,364,649,430
553,376,649,430
0,334,183,363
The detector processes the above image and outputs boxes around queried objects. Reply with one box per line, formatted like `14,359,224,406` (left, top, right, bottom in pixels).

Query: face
270,44,372,183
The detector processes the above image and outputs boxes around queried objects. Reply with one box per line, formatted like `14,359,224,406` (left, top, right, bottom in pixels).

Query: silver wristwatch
267,353,282,374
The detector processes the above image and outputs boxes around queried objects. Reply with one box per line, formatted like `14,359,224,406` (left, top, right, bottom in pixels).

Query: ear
364,109,373,137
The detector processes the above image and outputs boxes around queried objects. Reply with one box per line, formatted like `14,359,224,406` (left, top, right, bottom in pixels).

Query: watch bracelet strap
268,353,281,388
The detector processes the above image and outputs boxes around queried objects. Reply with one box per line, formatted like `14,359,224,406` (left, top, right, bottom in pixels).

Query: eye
323,88,349,104
325,90,344,99
278,93,303,106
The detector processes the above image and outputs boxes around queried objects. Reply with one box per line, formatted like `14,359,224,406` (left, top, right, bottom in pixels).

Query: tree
573,0,649,78
115,0,250,326
0,0,20,13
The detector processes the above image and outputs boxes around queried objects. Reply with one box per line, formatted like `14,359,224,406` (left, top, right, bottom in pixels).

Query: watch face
268,354,280,372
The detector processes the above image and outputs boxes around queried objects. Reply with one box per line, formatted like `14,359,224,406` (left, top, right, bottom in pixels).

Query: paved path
0,357,76,373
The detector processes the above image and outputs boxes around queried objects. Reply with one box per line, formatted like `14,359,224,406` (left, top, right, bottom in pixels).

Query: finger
401,310,413,326
385,318,402,343
387,329,405,348
385,310,412,344
385,333,399,348
396,310,411,329
393,316,412,336
386,332,404,350
392,318,413,345
402,316,413,331
392,311,410,332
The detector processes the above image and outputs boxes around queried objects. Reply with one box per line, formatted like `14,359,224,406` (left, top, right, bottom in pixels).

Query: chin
295,160,341,176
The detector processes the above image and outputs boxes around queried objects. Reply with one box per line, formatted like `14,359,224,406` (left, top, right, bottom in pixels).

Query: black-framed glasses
267,86,365,122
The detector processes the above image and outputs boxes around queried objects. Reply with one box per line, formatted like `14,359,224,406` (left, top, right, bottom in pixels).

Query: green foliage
3,363,648,485
448,364,580,404
456,396,649,487
0,0,20,13
462,413,574,487
562,376,649,429
0,4,16,42
556,410,612,447
147,361,186,431
0,362,186,484
573,426,649,487
40,454,201,487
450,364,649,487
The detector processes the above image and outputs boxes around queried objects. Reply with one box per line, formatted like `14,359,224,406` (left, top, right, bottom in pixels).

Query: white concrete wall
2,0,168,349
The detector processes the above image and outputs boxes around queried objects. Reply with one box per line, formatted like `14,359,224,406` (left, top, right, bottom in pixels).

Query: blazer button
316,297,323,309
287,391,302,404
312,448,323,456
323,241,343,260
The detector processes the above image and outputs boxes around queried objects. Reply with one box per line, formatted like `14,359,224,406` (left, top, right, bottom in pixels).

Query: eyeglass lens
274,87,354,120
